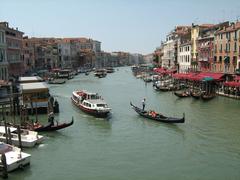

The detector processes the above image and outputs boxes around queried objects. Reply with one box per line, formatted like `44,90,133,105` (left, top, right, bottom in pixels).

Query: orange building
214,22,240,74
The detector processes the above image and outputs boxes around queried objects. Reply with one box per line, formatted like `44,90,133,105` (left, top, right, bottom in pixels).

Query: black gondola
174,91,190,98
201,93,215,101
190,91,201,99
34,117,74,132
130,102,185,123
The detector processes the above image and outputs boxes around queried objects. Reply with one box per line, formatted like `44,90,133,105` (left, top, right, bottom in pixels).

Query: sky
1,0,240,54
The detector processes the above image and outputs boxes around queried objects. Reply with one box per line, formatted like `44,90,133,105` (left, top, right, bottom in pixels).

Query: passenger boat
0,142,31,172
94,69,107,78
71,90,111,117
106,67,115,73
174,91,190,98
33,118,74,132
48,78,66,84
130,102,185,123
0,126,44,148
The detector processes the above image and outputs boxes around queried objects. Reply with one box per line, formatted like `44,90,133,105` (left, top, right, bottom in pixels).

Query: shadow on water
136,116,185,137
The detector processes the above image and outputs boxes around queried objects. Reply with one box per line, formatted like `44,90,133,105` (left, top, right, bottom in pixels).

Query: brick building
0,22,24,77
0,25,8,80
214,22,240,74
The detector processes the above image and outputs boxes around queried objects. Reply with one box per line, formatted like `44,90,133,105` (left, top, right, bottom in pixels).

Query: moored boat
190,91,201,99
71,90,111,117
174,91,190,98
201,93,215,100
94,69,107,78
130,102,185,123
0,126,44,148
0,142,31,172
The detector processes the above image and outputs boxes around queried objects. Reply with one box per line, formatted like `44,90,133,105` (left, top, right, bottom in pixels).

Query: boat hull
6,152,31,172
71,98,110,118
130,102,185,123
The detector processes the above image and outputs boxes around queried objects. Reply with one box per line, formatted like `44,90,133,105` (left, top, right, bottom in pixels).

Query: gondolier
142,98,146,111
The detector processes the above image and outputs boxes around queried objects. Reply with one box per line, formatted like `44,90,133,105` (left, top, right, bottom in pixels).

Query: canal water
10,67,240,179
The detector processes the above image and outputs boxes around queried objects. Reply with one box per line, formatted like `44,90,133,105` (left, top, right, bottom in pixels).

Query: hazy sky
1,0,240,54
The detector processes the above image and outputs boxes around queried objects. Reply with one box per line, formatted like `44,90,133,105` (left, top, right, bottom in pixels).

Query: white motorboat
0,142,31,172
71,90,111,117
0,126,44,148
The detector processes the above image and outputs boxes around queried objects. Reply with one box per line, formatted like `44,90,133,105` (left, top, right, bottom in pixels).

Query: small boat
71,90,111,117
130,102,185,123
174,91,190,98
190,91,201,99
94,69,107,78
106,67,115,73
48,78,66,84
33,118,74,132
0,142,31,172
201,93,215,100
0,126,44,148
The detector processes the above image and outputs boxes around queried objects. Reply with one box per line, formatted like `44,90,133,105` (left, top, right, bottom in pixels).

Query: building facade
162,33,175,68
178,42,191,73
214,22,240,74
0,22,24,77
0,26,8,80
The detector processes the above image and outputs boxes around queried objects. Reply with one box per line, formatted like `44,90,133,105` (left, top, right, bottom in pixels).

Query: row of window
83,102,92,108
0,49,6,62
179,46,190,52
214,56,237,64
0,67,8,80
0,31,5,44
179,55,190,63
217,31,239,40
216,42,238,52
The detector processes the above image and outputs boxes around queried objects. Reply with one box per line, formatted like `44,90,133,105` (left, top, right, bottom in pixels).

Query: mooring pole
17,125,22,149
1,153,8,179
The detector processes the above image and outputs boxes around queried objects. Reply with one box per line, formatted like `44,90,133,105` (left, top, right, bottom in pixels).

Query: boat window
97,104,106,107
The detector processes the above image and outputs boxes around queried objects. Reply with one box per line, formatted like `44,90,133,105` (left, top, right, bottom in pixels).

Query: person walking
142,98,146,111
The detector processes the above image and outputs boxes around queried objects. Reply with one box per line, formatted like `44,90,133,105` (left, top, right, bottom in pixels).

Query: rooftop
20,82,48,92
19,76,43,82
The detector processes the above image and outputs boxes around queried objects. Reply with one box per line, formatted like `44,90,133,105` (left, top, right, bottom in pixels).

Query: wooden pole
35,102,38,123
1,153,8,179
7,128,12,145
3,106,8,144
17,125,22,149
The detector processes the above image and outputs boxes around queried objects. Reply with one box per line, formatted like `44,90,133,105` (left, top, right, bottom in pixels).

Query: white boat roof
86,99,107,104
0,126,17,133
74,90,98,96
19,76,43,82
20,82,48,92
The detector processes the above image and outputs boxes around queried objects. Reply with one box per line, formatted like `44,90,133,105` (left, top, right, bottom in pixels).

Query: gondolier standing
142,98,146,111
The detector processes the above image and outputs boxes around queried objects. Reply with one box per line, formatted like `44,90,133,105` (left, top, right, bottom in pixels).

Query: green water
7,67,240,179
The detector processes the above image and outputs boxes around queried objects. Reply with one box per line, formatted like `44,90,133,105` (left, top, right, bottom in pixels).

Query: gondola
201,93,215,101
174,91,190,98
34,117,74,132
130,102,185,123
190,91,201,99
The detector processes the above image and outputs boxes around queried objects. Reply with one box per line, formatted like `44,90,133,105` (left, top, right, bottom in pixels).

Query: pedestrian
142,98,146,111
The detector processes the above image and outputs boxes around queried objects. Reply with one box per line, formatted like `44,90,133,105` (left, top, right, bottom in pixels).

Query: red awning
189,72,224,81
224,81,240,87
172,73,195,80
153,68,176,75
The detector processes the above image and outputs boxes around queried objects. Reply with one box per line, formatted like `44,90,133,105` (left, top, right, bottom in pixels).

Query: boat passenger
48,112,54,126
142,98,146,111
